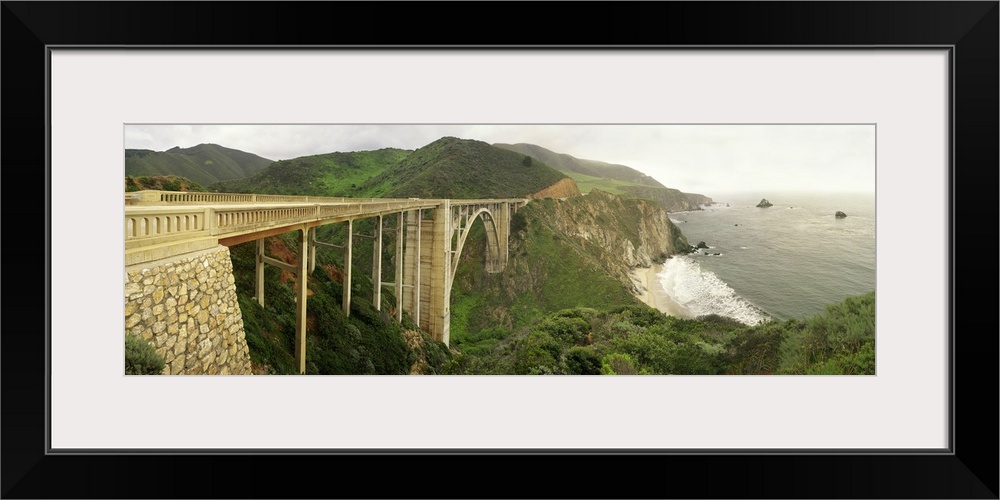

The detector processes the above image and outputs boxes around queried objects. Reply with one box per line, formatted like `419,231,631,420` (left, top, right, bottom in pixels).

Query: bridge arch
449,206,503,285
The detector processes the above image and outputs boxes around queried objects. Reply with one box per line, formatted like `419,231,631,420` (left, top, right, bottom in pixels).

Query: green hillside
496,142,713,211
564,171,648,195
449,291,875,375
495,142,665,188
125,144,273,186
213,148,411,196
620,185,713,212
125,175,207,192
359,137,568,199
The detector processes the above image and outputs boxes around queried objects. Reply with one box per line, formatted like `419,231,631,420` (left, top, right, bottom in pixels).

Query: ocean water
661,192,876,324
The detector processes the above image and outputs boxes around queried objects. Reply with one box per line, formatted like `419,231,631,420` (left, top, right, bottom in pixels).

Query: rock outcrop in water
756,198,773,208
835,211,847,218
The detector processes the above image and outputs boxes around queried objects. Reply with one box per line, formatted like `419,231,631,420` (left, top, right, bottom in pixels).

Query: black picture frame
3,2,996,498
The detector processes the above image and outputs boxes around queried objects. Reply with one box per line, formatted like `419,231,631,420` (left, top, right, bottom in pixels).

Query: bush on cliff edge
125,334,165,375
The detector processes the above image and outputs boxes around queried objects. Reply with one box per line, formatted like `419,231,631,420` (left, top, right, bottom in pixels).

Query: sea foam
659,256,770,326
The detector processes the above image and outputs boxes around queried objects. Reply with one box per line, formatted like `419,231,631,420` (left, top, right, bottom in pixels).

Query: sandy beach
629,264,692,318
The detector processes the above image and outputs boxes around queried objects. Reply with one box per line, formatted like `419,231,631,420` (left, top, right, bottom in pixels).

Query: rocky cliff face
450,189,694,337
620,186,712,212
684,193,714,207
535,189,691,291
529,177,582,199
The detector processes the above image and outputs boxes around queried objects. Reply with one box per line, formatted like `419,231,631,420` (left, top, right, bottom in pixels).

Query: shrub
566,346,602,375
601,353,642,375
512,330,563,374
536,316,591,345
723,323,789,374
510,211,527,235
125,334,165,375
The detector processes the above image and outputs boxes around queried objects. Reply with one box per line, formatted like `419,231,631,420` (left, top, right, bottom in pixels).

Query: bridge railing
125,190,426,206
125,192,529,250
125,206,210,241
126,190,530,207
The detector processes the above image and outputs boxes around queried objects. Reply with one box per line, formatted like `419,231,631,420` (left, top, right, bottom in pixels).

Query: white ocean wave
658,256,770,326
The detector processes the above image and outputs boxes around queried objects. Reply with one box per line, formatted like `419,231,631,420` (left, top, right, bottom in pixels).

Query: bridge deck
125,190,526,266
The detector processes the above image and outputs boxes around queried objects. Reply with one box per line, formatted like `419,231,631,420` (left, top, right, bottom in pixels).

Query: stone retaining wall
125,245,252,375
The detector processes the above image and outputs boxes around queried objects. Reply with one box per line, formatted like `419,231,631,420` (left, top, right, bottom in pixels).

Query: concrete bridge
125,190,527,374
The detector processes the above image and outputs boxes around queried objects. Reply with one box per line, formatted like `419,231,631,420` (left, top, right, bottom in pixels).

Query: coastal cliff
529,177,582,199
450,189,693,339
620,185,713,212
540,189,691,290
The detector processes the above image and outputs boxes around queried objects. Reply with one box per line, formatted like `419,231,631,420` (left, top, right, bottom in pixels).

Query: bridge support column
372,215,382,311
295,227,309,374
308,227,317,273
500,202,511,265
403,210,421,326
395,212,403,323
343,219,352,317
427,201,452,345
255,238,265,307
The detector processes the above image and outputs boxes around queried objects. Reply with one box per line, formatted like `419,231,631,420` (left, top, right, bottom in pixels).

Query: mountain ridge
494,142,712,211
125,143,273,186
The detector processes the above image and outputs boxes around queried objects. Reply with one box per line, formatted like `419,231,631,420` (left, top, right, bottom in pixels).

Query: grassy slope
213,148,411,196
494,142,666,188
496,143,712,211
359,137,568,199
125,175,207,192
564,171,648,195
125,144,273,186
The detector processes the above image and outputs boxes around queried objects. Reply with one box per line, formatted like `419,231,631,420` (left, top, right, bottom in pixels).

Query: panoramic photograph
123,124,876,376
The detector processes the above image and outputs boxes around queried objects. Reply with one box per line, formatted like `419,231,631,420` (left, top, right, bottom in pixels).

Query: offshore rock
756,198,773,208
835,211,848,218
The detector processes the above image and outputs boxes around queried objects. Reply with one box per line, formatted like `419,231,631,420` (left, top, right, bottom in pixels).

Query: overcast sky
125,124,875,195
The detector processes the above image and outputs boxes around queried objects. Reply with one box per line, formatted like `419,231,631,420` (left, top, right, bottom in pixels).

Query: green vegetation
227,225,453,375
448,199,646,355
447,292,875,375
773,291,876,375
495,142,711,211
125,334,165,375
214,148,411,196
358,137,568,199
125,144,273,186
125,175,207,192
564,171,647,195
494,142,665,188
